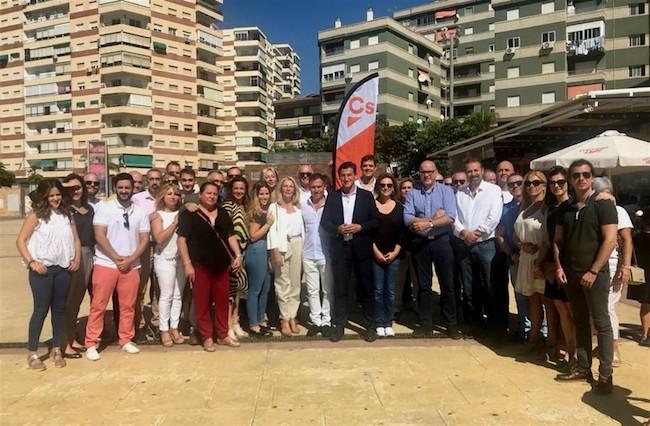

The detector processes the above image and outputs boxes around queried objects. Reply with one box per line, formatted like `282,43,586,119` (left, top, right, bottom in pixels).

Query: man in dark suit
320,161,379,342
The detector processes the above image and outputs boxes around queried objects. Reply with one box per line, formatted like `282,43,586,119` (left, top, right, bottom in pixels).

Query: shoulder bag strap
194,209,235,262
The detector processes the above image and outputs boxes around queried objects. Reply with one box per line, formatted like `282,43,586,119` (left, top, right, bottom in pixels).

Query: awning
567,83,603,100
40,159,55,168
417,69,431,83
153,41,167,52
435,9,456,19
435,27,458,42
120,154,152,167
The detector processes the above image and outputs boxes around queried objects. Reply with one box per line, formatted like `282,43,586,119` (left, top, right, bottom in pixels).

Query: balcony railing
567,36,604,56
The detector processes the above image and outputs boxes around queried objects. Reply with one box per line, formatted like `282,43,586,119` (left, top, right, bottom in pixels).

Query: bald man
496,161,515,204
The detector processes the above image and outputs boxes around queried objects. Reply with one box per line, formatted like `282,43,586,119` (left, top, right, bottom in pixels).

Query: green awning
153,42,167,52
57,100,71,107
120,154,152,167
0,54,8,63
40,159,55,168
256,138,268,149
260,153,268,162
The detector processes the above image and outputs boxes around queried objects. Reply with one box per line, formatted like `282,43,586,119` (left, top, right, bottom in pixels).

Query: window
629,34,646,46
408,68,414,78
488,44,495,52
169,122,179,130
464,6,473,15
489,64,495,73
542,31,556,43
349,64,360,74
408,92,414,101
542,92,556,104
507,67,520,78
629,65,646,77
350,39,359,49
507,95,520,107
184,124,192,132
368,60,379,70
408,44,414,54
489,23,495,31
542,62,555,74
465,47,474,55
489,84,495,93
368,35,378,46
507,37,520,49
464,27,473,35
629,3,645,15
168,28,176,36
506,9,519,21
541,2,555,14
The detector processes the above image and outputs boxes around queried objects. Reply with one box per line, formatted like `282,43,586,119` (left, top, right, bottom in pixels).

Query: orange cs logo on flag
346,96,376,127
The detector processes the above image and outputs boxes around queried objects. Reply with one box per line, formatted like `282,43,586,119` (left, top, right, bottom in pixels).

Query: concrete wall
0,186,23,218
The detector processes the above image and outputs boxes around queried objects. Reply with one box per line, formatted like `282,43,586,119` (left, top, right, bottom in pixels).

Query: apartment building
274,94,321,149
0,0,224,181
393,0,650,122
317,9,445,131
217,27,300,166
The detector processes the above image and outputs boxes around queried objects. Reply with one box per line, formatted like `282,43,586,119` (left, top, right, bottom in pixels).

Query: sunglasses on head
524,180,544,188
122,212,130,230
85,181,99,187
550,179,567,187
452,179,466,185
572,171,592,180
507,180,523,188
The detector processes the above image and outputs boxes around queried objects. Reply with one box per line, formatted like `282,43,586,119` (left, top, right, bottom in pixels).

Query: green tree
27,167,43,186
0,162,16,187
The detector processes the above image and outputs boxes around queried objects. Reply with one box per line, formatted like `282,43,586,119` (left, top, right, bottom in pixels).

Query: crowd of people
16,156,650,396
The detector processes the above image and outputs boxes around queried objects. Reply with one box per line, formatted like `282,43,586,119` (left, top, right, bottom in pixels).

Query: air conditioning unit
541,42,554,49
505,47,516,55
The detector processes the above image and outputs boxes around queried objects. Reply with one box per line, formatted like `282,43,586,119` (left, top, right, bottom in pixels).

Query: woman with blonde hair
262,167,279,194
514,170,549,351
151,183,185,347
267,176,304,337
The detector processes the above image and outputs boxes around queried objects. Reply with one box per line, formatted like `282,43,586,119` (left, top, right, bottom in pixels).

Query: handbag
629,248,646,285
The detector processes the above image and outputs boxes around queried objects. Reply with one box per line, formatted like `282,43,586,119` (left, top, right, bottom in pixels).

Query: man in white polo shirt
85,173,150,360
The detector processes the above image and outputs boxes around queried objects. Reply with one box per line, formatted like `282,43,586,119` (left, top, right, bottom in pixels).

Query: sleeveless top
27,210,75,268
154,210,179,260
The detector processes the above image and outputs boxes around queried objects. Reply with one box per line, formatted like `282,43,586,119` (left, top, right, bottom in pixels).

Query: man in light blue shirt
404,159,460,339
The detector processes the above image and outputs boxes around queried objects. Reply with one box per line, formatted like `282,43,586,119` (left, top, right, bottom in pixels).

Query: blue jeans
373,258,400,327
28,265,71,351
509,264,530,338
245,239,271,326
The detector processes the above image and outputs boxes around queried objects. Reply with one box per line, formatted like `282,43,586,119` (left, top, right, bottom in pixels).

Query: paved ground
1,218,649,425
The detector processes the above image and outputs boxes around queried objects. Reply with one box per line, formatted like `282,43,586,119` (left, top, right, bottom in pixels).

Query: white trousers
154,257,185,331
303,258,332,327
608,280,622,340
274,237,303,320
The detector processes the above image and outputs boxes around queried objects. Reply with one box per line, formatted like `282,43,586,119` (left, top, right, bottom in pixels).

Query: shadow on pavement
582,386,650,425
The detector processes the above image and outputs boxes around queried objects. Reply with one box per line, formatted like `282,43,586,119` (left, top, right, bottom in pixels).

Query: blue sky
222,0,427,95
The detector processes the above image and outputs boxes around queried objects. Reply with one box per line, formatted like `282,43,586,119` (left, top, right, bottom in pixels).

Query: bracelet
26,260,35,270
589,269,599,275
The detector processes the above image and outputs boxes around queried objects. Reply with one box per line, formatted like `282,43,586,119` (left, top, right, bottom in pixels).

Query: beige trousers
273,237,303,320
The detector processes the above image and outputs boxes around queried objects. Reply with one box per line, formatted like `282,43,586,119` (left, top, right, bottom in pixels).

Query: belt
476,238,496,244
287,235,302,240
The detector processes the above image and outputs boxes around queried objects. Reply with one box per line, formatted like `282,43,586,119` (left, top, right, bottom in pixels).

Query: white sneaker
376,327,385,337
86,346,100,361
385,327,395,337
121,342,140,354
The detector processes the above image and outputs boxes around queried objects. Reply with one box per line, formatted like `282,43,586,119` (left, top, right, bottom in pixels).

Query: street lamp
441,27,459,119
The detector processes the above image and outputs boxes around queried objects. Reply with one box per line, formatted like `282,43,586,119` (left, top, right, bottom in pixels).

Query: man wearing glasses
297,164,314,206
450,171,468,194
85,173,150,361
553,159,617,394
404,159,459,339
132,168,162,341
454,158,504,338
84,173,102,207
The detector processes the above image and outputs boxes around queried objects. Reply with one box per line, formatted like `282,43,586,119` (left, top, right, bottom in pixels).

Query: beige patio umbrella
530,130,650,174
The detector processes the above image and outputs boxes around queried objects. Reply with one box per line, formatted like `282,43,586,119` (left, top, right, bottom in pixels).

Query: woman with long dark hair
16,179,81,370
223,176,251,341
61,174,94,359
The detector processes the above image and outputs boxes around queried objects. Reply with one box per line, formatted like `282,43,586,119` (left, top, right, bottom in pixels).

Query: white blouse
27,211,75,268
154,210,179,261
267,202,304,253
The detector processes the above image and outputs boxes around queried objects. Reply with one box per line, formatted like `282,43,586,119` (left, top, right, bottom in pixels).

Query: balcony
99,0,149,6
567,36,604,56
25,127,72,142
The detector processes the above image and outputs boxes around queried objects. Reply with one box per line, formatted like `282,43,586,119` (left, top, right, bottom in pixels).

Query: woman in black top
61,173,95,358
628,207,650,346
372,174,404,337
177,182,242,351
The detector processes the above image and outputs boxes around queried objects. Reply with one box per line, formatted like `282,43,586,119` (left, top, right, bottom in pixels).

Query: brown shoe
280,320,292,337
170,328,185,344
202,338,217,352
49,348,66,368
289,318,300,334
217,336,240,347
160,331,173,348
27,353,46,371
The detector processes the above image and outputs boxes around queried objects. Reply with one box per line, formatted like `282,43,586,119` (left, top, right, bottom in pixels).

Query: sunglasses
299,172,312,177
164,180,177,185
66,185,82,192
444,182,453,186
452,179,466,185
85,181,99,187
524,180,544,188
572,171,592,180
435,179,444,183
420,170,435,175
550,179,567,187
210,179,224,185
507,180,523,189
227,175,239,179
379,183,394,188
122,212,130,230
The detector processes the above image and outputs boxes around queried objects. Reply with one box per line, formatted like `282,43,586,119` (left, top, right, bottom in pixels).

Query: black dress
627,232,650,304
544,201,569,301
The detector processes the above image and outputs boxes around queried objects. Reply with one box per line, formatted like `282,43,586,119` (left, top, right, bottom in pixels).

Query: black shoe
321,325,332,338
412,326,434,338
639,335,650,347
555,369,593,383
364,329,377,343
306,326,321,337
135,328,148,344
249,329,272,338
593,375,613,394
447,326,462,340
63,351,82,359
329,326,343,342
